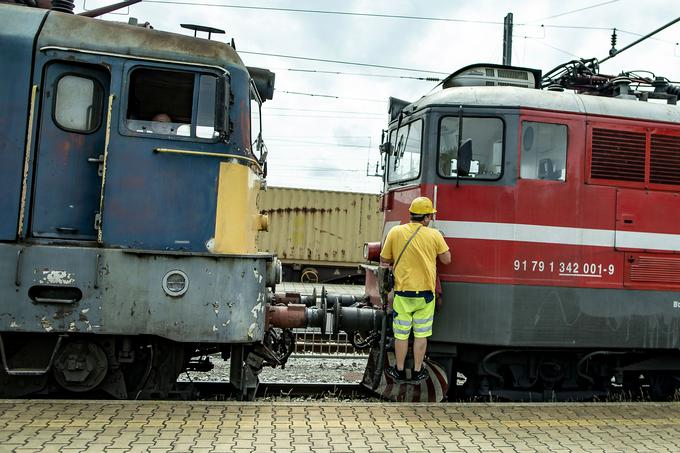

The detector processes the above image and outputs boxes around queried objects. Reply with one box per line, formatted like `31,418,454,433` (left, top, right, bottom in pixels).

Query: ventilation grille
630,255,680,284
591,128,646,182
650,134,680,185
498,82,530,87
497,69,529,80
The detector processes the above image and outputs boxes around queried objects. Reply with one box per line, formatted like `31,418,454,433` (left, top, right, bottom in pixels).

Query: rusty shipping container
257,187,383,282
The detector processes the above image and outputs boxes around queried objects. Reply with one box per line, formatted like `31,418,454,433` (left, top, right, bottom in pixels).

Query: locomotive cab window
388,119,423,183
438,117,503,179
125,67,222,140
54,75,104,133
520,122,567,181
250,84,262,156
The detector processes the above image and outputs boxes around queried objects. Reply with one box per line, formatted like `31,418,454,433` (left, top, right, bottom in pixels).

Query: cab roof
407,86,680,125
36,8,244,70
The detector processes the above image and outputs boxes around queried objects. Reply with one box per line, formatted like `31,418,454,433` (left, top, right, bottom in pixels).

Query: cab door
30,62,109,240
514,114,582,285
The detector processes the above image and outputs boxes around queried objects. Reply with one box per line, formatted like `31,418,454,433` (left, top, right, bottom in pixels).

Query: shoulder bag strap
393,225,423,272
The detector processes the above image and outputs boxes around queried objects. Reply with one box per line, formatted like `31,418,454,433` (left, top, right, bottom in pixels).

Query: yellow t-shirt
380,222,450,292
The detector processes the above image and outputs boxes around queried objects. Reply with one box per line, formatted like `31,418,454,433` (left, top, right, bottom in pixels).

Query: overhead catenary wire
249,36,674,75
526,0,620,22
144,0,632,32
241,41,676,80
144,0,678,51
263,114,385,120
519,36,584,59
278,90,386,103
268,134,373,139
262,112,384,120
268,107,384,116
269,162,369,173
144,1,504,25
281,68,441,82
267,138,371,149
240,50,448,74
271,166,365,173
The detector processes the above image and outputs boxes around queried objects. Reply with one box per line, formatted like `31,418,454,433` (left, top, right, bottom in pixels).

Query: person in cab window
380,197,451,382
151,112,174,134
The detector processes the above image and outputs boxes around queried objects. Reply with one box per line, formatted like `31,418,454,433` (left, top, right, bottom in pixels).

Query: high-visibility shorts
392,291,435,340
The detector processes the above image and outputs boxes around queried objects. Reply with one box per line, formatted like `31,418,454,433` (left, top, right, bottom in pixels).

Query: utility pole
503,12,513,65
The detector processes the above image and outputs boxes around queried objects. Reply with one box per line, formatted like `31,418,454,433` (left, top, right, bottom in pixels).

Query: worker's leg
395,338,408,371
412,296,435,372
392,295,414,371
412,337,427,371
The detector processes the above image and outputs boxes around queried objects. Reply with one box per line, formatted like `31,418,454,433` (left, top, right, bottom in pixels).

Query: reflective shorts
392,292,435,340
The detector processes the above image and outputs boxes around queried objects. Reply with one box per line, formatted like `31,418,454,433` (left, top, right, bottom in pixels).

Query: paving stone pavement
2,400,680,452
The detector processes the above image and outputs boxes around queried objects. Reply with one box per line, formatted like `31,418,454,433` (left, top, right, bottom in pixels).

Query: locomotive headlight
162,270,189,297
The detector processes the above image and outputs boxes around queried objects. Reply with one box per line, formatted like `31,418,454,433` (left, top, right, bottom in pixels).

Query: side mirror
380,142,392,155
457,138,472,176
247,66,275,101
215,74,230,141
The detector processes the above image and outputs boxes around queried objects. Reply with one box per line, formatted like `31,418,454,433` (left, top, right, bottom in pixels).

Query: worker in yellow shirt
380,197,451,382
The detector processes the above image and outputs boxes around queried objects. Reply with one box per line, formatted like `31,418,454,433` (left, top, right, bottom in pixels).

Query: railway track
21,378,660,402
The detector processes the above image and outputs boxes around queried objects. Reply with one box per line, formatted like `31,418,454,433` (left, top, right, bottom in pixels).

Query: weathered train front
0,4,277,398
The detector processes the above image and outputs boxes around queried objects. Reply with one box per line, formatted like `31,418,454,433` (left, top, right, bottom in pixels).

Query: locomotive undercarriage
444,346,680,401
0,333,188,398
0,332,281,400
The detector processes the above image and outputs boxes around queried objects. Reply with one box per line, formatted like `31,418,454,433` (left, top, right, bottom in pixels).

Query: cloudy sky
84,0,680,193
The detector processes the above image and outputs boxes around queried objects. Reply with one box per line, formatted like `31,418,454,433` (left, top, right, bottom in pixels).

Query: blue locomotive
0,1,280,398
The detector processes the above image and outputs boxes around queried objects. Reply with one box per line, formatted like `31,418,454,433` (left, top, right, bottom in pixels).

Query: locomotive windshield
438,117,503,179
125,67,222,140
388,118,423,183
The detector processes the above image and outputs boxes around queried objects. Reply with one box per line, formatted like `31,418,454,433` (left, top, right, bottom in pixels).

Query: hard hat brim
409,208,437,215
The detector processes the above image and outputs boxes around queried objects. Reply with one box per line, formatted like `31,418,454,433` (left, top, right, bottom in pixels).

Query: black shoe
385,365,407,382
411,367,429,382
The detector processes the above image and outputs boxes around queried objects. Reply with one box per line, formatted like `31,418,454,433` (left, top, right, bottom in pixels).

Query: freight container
257,187,383,282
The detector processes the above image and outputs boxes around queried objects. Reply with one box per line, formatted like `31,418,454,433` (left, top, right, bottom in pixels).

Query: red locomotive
363,61,680,401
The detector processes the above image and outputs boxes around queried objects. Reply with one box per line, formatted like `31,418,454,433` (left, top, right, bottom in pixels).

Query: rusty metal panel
0,243,267,343
257,187,383,265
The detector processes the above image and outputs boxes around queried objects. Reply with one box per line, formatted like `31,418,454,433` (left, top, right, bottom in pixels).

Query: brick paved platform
2,400,680,452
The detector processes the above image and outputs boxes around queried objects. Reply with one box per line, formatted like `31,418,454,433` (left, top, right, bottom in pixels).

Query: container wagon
257,187,383,283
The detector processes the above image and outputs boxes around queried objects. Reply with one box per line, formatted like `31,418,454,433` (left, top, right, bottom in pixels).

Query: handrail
18,85,38,238
154,148,263,173
97,94,115,243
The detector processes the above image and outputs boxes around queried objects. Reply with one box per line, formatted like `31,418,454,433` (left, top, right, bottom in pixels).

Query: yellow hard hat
409,197,436,215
